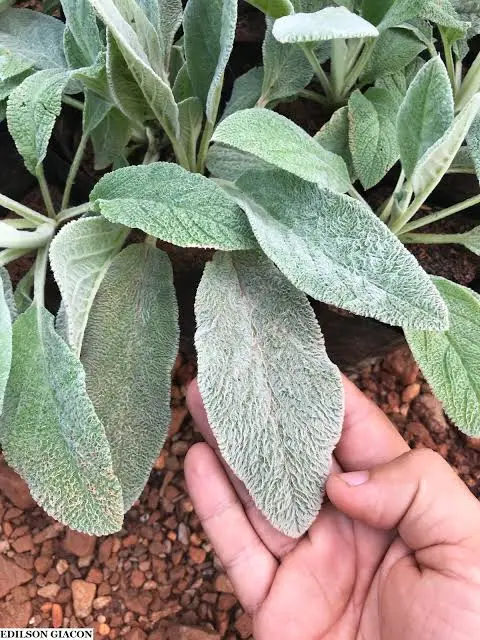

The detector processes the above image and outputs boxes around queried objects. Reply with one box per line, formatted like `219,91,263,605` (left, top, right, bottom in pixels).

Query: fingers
335,376,409,471
184,443,278,614
187,380,298,558
327,448,480,576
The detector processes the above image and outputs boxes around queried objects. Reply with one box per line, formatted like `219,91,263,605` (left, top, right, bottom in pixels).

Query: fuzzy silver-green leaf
82,243,179,510
195,250,344,536
90,163,256,250
406,278,480,437
0,274,12,415
0,304,124,534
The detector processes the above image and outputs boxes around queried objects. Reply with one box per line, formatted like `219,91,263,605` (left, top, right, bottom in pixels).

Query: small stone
52,603,63,628
122,534,138,548
142,580,157,590
11,534,33,553
78,555,94,568
0,461,35,509
56,588,72,604
11,585,30,603
402,383,421,403
123,592,152,616
125,630,147,640
37,584,60,600
71,580,96,619
168,407,188,436
189,547,206,564
86,567,103,585
93,596,112,610
164,626,220,640
177,523,189,546
35,556,53,574
33,523,63,545
235,612,253,639
98,538,114,564
214,574,234,594
98,623,110,636
217,594,236,611
63,529,96,557
467,437,480,452
56,559,69,576
130,568,145,589
0,600,32,627
0,556,33,599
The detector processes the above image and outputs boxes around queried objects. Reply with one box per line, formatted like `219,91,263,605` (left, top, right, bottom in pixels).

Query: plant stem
378,170,406,223
400,231,467,245
331,39,348,104
196,119,215,174
33,244,49,307
2,218,35,229
441,30,456,95
142,128,160,165
0,223,54,250
301,44,334,101
456,51,480,113
400,193,480,234
348,185,369,207
0,248,30,268
345,38,365,75
57,202,92,224
36,164,56,219
298,89,329,106
62,95,85,111
145,234,157,248
341,39,375,99
61,133,89,211
0,193,51,226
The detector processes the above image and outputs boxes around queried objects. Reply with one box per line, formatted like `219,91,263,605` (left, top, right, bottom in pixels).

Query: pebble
97,623,110,636
130,568,145,588
235,612,253,639
63,530,96,557
86,567,103,584
177,523,190,546
71,579,97,619
0,600,33,627
163,626,220,640
214,574,234,594
93,596,112,610
11,534,33,553
51,603,63,628
33,523,63,545
37,584,60,600
401,383,421,403
0,461,35,509
189,547,206,564
56,559,69,575
0,555,33,599
98,537,114,564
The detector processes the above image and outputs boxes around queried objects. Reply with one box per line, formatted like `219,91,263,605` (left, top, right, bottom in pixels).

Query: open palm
185,378,480,640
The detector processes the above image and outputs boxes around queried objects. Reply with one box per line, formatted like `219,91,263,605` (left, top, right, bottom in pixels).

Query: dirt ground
0,347,478,638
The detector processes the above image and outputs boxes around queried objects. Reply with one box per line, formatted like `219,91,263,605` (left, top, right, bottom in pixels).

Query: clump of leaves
0,0,479,538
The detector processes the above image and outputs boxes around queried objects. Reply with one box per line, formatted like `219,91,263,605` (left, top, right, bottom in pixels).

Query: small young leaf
273,6,379,43
156,0,183,69
348,87,399,189
0,267,16,321
458,226,480,256
466,113,480,182
82,244,179,510
0,304,124,534
7,69,71,175
89,0,178,135
361,27,427,83
397,57,454,179
412,95,480,197
0,8,67,71
212,108,351,192
91,107,132,171
195,250,344,536
221,67,264,120
172,63,195,102
244,0,294,18
61,0,102,66
13,268,33,315
379,0,466,33
316,107,355,179
178,96,204,166
406,278,480,437
0,274,12,415
184,0,237,123
230,169,448,330
90,163,256,250
260,18,313,106
50,217,129,357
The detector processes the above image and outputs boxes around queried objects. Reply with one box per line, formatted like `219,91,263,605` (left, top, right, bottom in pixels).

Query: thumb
327,449,480,559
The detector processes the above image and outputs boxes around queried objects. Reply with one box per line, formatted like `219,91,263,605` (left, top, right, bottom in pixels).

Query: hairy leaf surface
0,8,67,70
184,0,237,123
178,96,204,165
91,107,132,170
406,278,480,436
361,28,427,83
272,6,378,43
412,95,480,196
62,0,102,66
90,163,256,250
7,69,71,174
50,217,129,357
222,67,263,120
397,57,454,179
230,170,448,330
0,267,16,320
207,143,272,181
348,87,399,189
82,244,179,510
315,106,355,179
0,304,124,534
195,250,344,536
379,0,466,33
213,109,351,192
0,274,12,415
260,18,312,106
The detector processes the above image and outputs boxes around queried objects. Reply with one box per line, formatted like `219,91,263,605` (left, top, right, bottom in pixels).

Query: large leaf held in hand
397,57,454,179
230,169,448,330
7,69,71,174
195,250,344,536
0,273,12,415
0,304,124,534
272,6,379,43
50,216,129,357
90,163,256,250
184,0,237,123
82,244,179,510
213,109,351,192
406,278,480,437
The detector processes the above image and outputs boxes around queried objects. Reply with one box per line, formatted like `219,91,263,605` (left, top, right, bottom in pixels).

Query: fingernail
339,470,369,486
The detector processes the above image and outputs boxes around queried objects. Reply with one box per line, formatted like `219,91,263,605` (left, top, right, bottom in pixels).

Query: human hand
184,377,480,640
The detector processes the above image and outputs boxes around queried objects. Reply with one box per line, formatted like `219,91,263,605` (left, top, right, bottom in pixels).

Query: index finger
335,376,409,472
